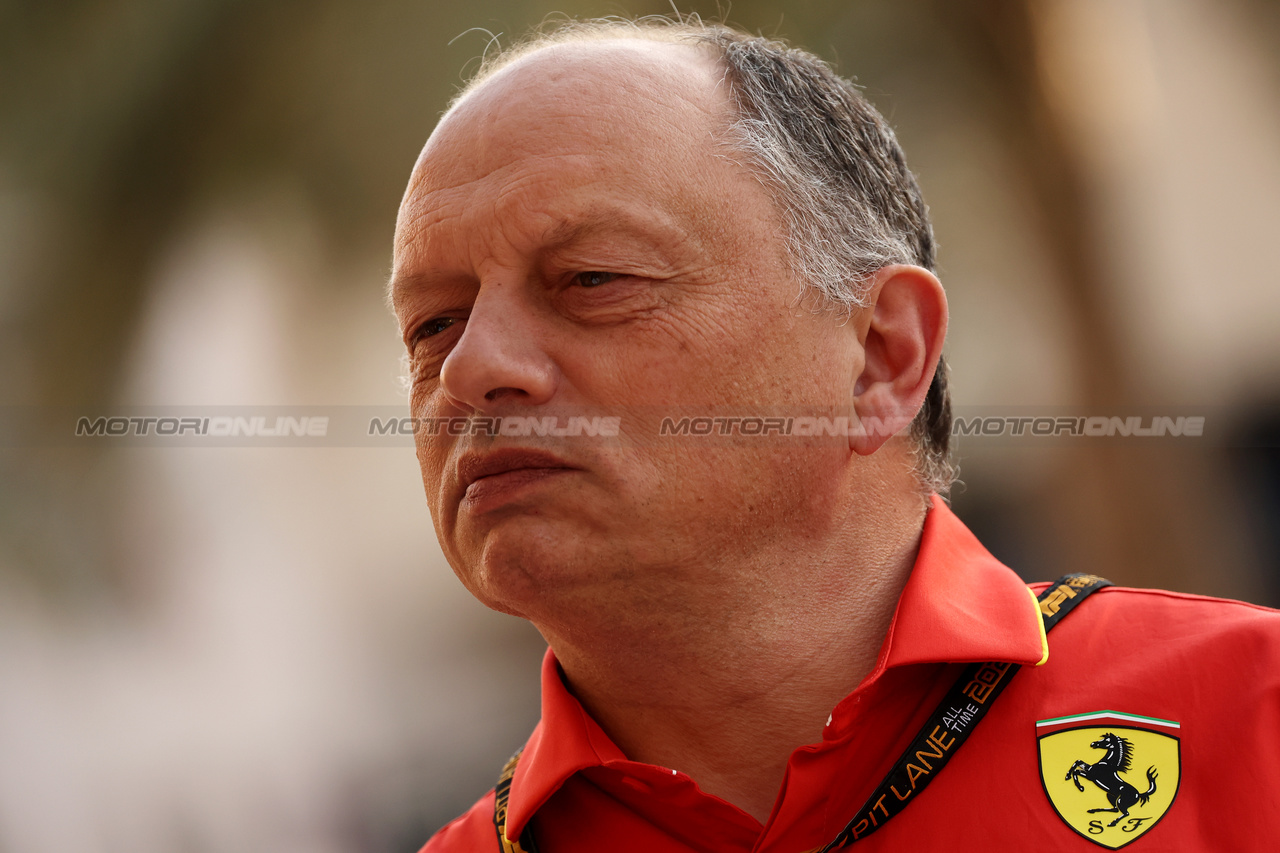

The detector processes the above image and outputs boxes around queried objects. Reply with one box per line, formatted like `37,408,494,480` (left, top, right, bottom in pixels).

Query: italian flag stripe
1035,710,1180,729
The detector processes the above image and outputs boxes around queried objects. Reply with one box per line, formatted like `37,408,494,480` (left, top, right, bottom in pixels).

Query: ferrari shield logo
1037,711,1180,849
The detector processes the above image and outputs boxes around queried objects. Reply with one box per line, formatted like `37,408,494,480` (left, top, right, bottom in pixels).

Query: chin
456,520,606,615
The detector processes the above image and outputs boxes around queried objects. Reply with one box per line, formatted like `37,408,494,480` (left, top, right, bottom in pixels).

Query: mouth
456,448,578,510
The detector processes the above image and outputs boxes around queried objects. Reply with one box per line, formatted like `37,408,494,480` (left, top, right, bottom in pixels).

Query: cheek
586,304,776,404
650,316,816,407
413,434,452,517
408,387,447,467
407,354,443,412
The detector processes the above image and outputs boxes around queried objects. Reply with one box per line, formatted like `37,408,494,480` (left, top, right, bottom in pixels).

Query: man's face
390,41,865,623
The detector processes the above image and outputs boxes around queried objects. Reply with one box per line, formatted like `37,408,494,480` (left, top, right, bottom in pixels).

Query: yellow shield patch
1037,711,1180,849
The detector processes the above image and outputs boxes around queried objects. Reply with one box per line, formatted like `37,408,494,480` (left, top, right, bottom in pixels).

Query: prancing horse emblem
1066,733,1157,827
1037,711,1180,849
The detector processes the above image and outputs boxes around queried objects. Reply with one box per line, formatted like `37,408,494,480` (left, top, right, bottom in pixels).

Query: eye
410,316,459,344
574,271,619,288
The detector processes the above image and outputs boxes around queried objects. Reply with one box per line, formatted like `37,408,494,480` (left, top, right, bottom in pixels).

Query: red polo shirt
423,498,1280,851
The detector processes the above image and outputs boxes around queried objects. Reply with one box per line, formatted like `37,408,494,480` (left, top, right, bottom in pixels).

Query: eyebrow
386,268,441,310
537,204,692,261
388,202,693,302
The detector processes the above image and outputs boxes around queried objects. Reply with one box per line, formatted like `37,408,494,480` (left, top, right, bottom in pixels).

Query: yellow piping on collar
1029,586,1050,666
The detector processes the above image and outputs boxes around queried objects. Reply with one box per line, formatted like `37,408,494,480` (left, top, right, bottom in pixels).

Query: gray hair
453,17,956,496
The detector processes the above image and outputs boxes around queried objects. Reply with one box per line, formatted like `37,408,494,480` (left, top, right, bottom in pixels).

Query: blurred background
1,0,1278,849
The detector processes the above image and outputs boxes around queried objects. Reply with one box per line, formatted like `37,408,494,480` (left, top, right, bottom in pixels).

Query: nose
438,280,559,412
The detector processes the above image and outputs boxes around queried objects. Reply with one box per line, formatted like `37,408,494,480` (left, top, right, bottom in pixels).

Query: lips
456,448,577,507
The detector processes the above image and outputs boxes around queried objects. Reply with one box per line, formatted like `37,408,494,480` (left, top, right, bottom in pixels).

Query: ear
848,265,948,456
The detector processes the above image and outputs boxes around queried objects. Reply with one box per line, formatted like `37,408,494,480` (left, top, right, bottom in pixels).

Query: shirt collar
876,494,1047,669
504,495,1046,838
507,649,626,835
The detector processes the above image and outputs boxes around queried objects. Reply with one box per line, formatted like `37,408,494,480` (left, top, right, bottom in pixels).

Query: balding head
397,38,748,269
408,19,954,495
447,37,725,132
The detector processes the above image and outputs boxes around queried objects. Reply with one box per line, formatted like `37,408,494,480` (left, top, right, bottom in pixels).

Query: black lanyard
493,573,1111,852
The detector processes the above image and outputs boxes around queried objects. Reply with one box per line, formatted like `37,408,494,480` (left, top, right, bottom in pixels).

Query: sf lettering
1087,817,1153,835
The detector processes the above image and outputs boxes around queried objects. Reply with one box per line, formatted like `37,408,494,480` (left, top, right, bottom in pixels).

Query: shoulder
419,789,495,853
1047,583,1280,649
1024,584,1280,719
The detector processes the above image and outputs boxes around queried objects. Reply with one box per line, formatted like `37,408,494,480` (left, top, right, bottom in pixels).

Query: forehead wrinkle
405,152,695,271
396,148,594,257
535,203,696,260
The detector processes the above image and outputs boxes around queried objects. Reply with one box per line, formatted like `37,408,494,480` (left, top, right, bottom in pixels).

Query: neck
537,481,930,823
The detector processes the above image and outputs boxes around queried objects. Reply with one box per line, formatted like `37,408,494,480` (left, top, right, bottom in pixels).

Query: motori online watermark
368,415,621,437
70,412,1206,441
75,414,330,438
35,408,1220,447
656,414,1206,438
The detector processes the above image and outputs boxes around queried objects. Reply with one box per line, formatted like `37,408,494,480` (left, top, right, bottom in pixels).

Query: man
390,19,1280,852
